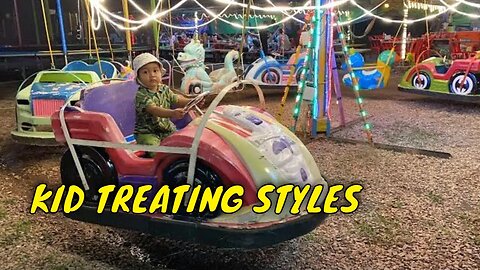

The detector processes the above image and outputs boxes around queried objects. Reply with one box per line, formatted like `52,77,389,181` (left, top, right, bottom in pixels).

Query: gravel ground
0,75,479,269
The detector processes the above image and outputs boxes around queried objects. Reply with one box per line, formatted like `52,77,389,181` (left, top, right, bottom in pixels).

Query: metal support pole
32,0,41,45
56,0,69,65
122,0,133,63
13,0,22,46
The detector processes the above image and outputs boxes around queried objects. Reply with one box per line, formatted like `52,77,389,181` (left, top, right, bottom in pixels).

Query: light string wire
350,0,461,24
86,0,479,33
454,0,480,9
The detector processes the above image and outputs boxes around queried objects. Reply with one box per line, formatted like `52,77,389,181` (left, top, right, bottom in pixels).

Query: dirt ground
0,74,479,270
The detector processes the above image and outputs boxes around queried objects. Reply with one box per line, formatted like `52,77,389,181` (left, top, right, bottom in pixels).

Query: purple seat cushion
81,80,192,142
81,80,139,141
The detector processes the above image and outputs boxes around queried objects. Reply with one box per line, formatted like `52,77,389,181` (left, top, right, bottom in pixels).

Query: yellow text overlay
30,183,363,215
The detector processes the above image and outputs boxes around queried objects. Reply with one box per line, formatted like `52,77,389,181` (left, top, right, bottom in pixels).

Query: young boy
132,53,198,152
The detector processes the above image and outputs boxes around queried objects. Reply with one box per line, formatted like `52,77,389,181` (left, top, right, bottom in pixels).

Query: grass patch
0,207,6,220
456,211,480,245
41,253,88,270
302,233,316,243
354,213,412,245
426,191,444,204
0,219,32,247
356,221,376,238
456,212,471,224
15,220,31,235
473,235,480,246
2,198,16,206
425,219,437,227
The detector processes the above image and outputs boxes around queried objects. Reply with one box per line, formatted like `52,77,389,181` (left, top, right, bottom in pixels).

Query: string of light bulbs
350,0,461,24
90,0,232,30
266,0,306,25
90,0,165,27
210,0,385,29
221,13,277,20
264,0,386,27
406,0,447,13
335,0,387,26
213,0,349,12
89,0,343,31
88,0,103,30
438,0,480,19
192,0,308,30
90,0,302,31
86,0,480,33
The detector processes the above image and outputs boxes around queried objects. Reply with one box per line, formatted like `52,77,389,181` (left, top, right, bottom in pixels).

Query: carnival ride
50,79,328,249
398,53,480,101
12,63,104,145
15,0,476,248
243,51,307,86
342,50,397,90
276,7,375,143
396,1,480,101
242,2,305,88
11,0,163,146
11,58,171,145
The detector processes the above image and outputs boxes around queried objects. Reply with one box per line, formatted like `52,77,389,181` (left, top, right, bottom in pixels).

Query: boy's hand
197,97,206,108
171,108,186,119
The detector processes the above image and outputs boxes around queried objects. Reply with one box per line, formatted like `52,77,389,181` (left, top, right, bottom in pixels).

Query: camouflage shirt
135,84,179,138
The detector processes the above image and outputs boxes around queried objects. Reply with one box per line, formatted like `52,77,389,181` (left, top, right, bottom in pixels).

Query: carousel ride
177,38,239,94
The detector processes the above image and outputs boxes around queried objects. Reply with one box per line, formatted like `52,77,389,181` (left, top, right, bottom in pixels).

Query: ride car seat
63,60,118,79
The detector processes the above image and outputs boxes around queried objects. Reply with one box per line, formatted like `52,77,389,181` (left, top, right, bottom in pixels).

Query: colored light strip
312,1,321,122
334,13,373,143
291,12,316,131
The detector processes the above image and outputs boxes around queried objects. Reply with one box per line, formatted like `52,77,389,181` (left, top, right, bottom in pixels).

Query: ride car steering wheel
442,55,452,66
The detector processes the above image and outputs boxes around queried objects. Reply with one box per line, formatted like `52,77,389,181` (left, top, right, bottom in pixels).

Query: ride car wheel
411,71,431,90
60,146,118,204
163,159,223,219
449,73,478,95
295,67,304,84
261,68,281,84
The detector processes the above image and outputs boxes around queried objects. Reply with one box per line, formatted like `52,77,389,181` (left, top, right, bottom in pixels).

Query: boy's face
138,62,163,90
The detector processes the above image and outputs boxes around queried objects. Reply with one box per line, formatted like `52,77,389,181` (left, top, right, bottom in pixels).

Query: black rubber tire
163,159,223,219
60,147,118,205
